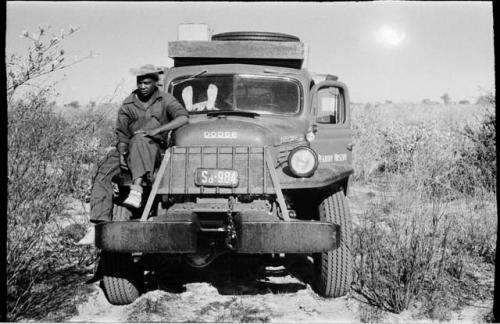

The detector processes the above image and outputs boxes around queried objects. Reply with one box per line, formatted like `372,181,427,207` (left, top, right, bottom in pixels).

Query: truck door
309,81,353,169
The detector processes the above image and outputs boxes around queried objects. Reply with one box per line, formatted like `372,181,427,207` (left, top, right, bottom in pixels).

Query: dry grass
125,289,272,322
351,102,485,182
350,98,496,319
7,90,116,320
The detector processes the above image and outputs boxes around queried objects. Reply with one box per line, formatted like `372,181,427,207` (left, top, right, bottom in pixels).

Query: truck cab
95,29,354,305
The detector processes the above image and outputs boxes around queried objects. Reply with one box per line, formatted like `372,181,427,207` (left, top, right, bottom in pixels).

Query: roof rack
169,32,305,69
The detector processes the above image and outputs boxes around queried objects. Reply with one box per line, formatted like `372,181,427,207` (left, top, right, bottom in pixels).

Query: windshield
170,74,301,115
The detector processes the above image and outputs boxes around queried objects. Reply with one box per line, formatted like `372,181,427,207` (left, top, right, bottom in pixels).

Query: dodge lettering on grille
203,131,237,139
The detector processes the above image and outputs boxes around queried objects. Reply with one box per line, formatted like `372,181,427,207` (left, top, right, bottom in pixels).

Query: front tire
313,189,353,297
101,252,141,305
100,204,141,305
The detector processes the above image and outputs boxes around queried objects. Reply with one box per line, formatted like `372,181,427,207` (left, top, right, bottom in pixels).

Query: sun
376,26,406,46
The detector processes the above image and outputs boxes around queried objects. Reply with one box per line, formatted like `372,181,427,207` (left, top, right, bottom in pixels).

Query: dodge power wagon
95,30,354,305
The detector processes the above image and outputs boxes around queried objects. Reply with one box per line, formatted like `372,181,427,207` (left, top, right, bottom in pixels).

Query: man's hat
129,64,164,78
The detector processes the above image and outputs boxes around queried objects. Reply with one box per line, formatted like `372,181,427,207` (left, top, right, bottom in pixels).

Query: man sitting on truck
77,65,189,245
117,64,189,209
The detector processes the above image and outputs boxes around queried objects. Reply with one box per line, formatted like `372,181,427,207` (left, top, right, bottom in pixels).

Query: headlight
287,146,318,177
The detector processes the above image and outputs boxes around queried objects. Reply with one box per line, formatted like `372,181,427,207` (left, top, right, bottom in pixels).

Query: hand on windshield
206,84,218,109
182,86,193,111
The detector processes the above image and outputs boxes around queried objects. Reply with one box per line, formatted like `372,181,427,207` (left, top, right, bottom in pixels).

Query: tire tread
101,205,140,305
314,190,353,297
102,252,140,305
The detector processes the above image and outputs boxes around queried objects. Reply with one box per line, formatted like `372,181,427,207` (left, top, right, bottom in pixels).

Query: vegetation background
6,25,496,322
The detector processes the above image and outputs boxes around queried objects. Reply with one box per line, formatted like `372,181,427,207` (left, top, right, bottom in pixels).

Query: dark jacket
90,89,188,222
116,88,189,144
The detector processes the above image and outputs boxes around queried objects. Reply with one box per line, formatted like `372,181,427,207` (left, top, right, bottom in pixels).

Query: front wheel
101,251,142,305
313,189,353,297
100,204,141,305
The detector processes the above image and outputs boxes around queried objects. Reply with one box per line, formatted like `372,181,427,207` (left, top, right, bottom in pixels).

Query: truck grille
157,146,275,195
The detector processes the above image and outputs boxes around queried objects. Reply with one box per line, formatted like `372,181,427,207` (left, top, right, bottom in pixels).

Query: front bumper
95,219,339,254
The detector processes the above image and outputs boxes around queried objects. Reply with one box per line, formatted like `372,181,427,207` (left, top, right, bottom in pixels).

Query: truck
95,29,354,305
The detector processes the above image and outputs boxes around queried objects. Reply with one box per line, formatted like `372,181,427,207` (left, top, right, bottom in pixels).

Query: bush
377,122,430,174
351,101,496,316
454,94,495,194
65,100,81,109
352,174,496,314
6,25,111,320
7,91,110,319
352,101,495,196
353,180,450,313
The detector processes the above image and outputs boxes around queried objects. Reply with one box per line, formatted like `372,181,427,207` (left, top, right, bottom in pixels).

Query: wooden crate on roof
168,40,305,68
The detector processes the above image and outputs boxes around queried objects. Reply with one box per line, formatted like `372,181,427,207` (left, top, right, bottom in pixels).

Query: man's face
137,77,157,97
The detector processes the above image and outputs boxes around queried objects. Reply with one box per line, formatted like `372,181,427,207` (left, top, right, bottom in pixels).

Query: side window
316,87,345,124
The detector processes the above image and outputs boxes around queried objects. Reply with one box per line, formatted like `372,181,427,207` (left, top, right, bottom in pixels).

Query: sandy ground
63,184,493,323
70,275,361,322
68,271,491,323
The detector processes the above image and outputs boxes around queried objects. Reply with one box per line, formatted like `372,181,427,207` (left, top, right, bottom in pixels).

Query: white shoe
123,185,143,209
76,226,95,245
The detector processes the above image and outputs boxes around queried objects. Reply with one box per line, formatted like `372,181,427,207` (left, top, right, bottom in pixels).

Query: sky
5,1,495,104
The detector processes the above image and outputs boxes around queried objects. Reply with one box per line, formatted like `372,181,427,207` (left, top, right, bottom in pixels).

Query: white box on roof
178,23,211,41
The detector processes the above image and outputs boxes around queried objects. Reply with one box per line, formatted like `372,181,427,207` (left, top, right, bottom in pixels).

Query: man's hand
134,115,188,141
144,128,161,138
135,129,161,138
119,153,129,170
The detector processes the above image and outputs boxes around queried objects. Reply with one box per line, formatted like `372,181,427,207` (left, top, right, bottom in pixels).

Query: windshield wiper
263,68,299,75
172,69,208,86
207,110,260,118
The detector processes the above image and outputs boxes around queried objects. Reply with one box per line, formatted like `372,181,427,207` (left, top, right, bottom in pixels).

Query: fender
278,165,353,190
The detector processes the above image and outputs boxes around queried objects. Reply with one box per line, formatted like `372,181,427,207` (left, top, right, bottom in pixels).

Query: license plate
195,169,239,187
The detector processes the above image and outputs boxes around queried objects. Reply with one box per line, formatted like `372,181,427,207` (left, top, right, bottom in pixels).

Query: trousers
90,148,121,223
127,134,161,182
90,136,162,223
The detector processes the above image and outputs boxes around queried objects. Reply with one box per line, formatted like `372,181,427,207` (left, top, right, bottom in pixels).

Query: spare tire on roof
211,31,300,42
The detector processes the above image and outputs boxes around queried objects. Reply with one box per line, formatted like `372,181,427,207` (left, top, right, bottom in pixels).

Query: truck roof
168,40,305,69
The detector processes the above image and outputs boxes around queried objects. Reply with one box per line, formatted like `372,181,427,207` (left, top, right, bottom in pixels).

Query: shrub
377,122,431,174
453,94,495,194
440,93,451,105
352,101,495,196
352,173,496,314
65,100,81,109
7,90,111,319
353,182,452,313
6,25,107,320
8,92,74,319
351,100,496,316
